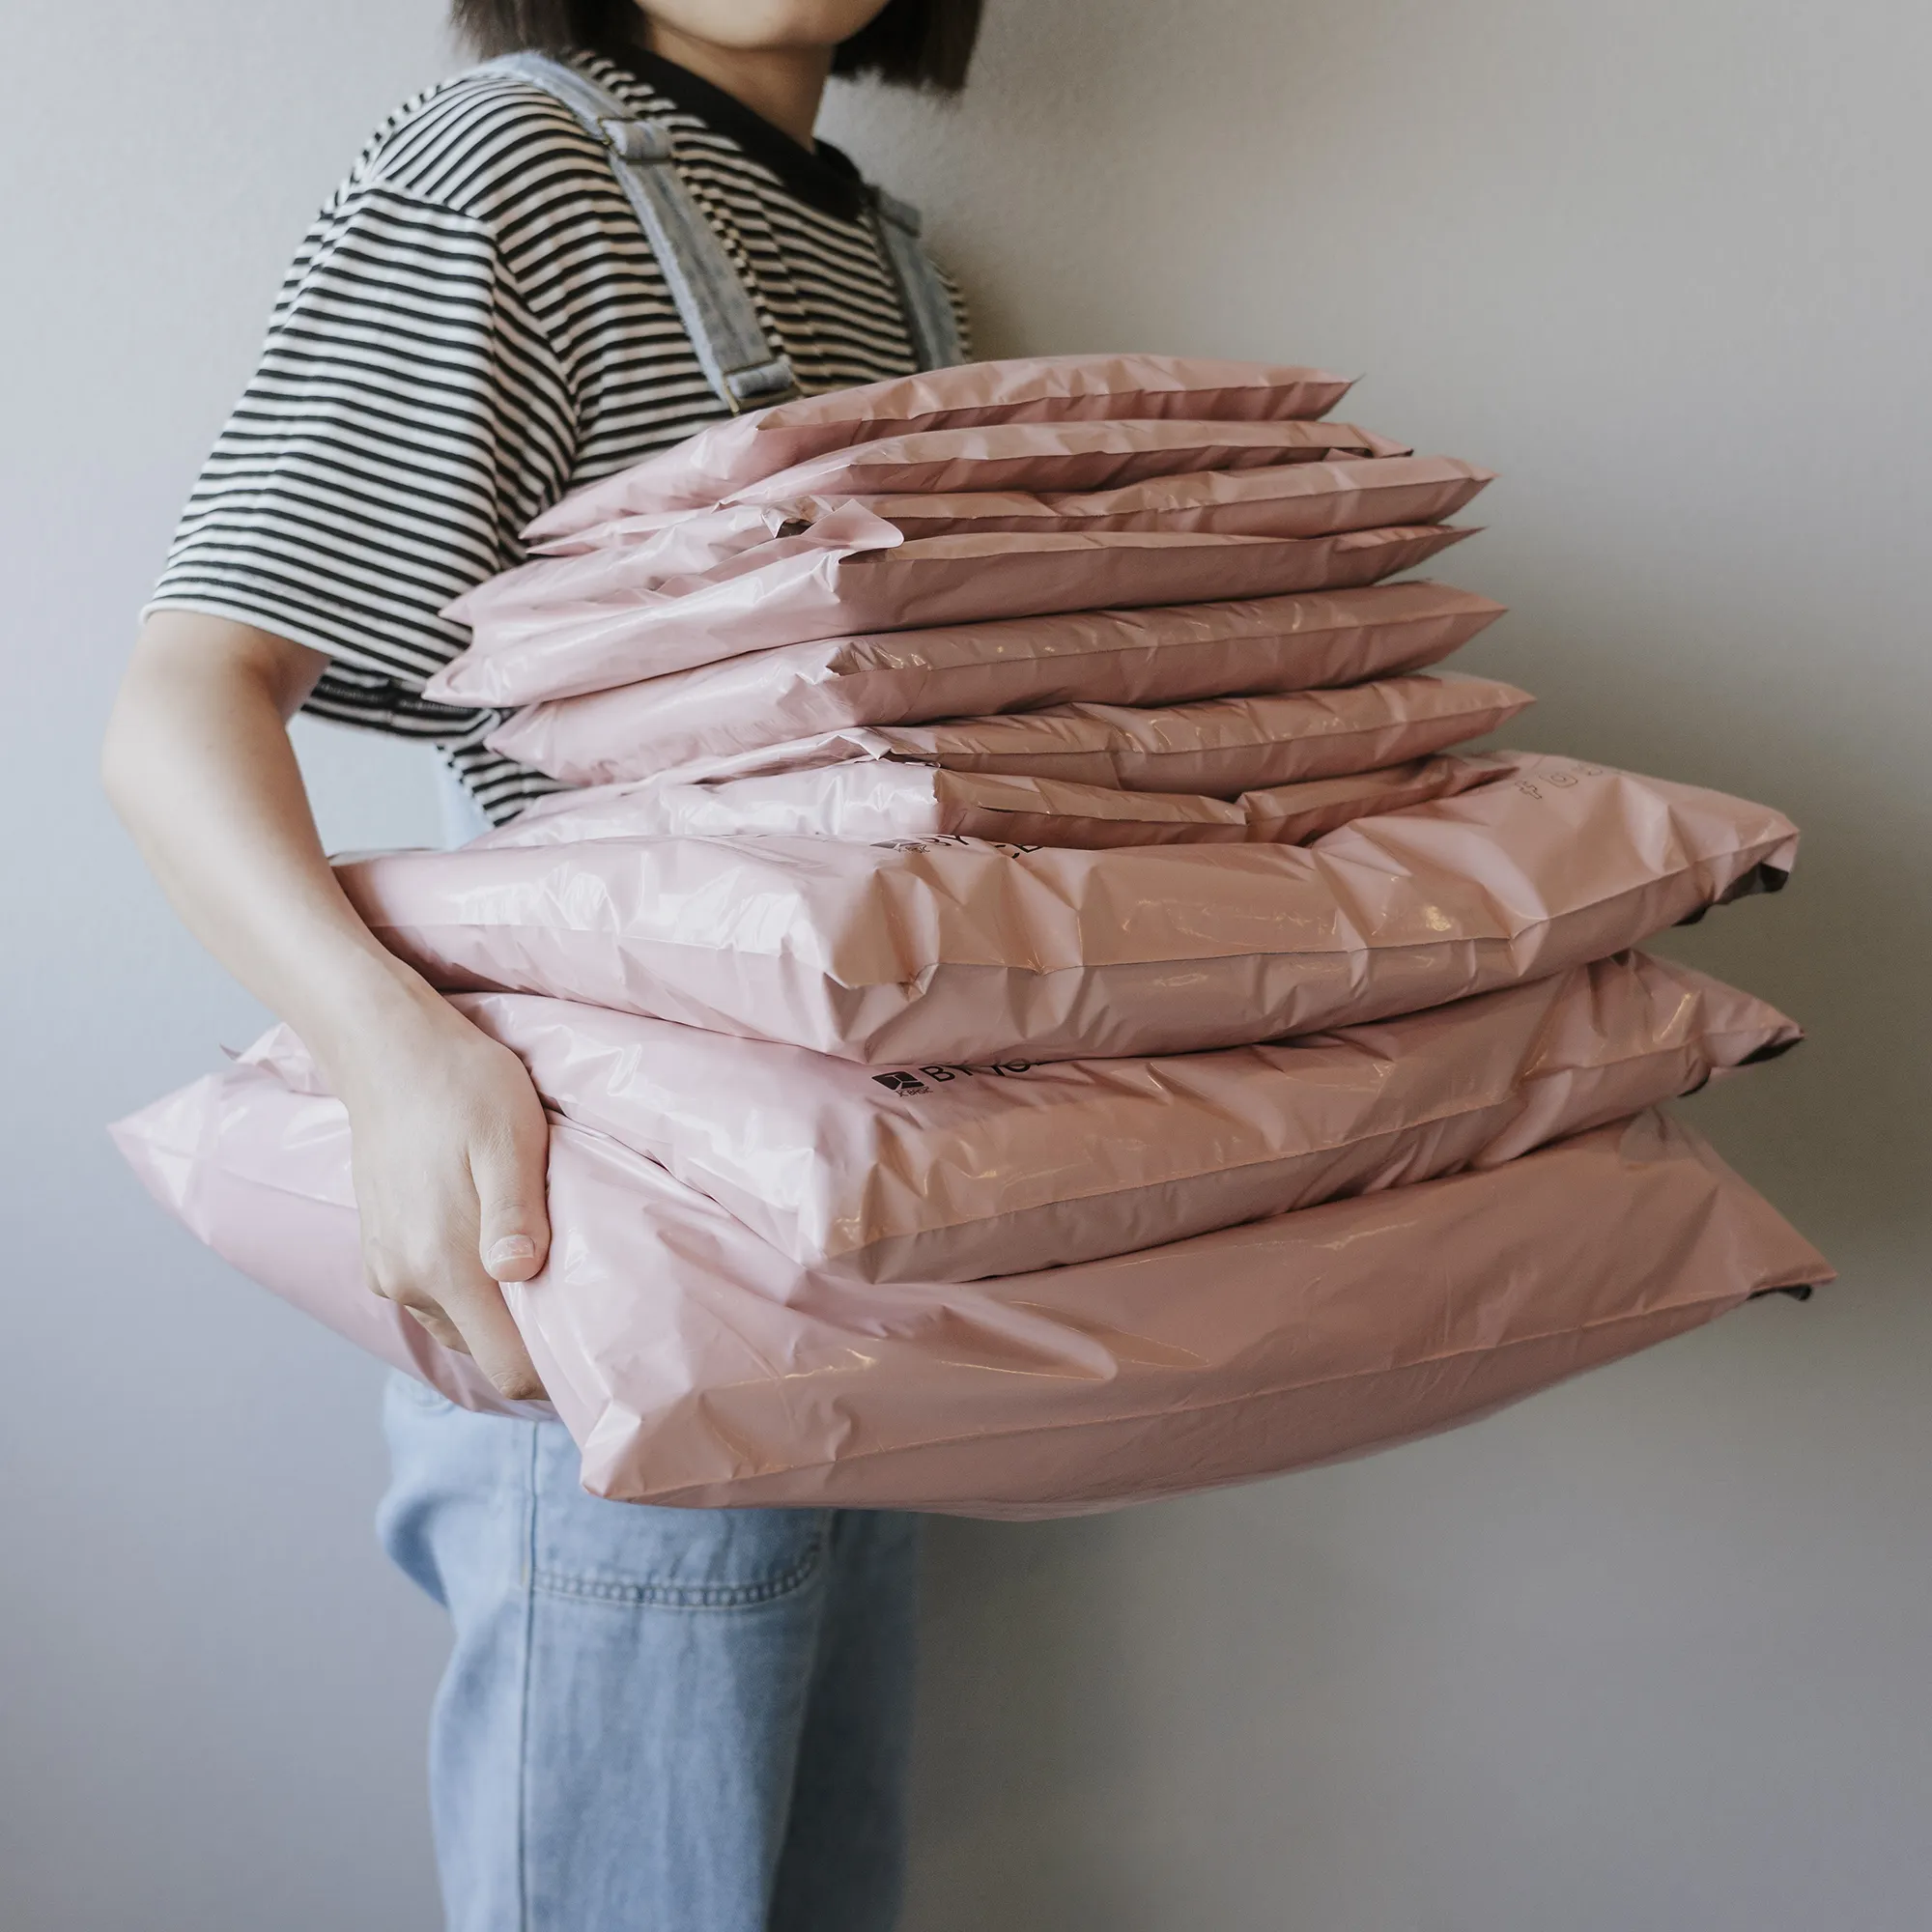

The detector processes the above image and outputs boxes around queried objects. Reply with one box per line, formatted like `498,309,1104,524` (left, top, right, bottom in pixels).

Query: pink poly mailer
484,581,1507,781
432,523,1472,708
516,671,1532,795
106,1070,554,1422
554,454,1492,555
520,499,801,573
524,355,1359,534
451,499,901,625
526,1112,1830,1515
716,419,1412,506
336,753,1800,1066
472,756,1507,851
865,454,1490,539
242,953,1801,1282
110,1081,1832,1517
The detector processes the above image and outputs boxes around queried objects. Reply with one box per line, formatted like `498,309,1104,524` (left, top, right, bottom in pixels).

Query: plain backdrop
3,3,1927,1928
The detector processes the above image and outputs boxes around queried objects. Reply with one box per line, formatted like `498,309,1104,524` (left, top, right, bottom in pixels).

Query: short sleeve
148,178,576,736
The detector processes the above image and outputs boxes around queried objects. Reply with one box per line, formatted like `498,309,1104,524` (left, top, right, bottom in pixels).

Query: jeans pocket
531,1430,831,1609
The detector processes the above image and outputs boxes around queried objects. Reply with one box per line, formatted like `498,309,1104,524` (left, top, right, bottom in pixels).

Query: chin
643,0,893,53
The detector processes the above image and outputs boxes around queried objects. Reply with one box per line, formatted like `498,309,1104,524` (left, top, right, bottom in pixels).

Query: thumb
471,1109,553,1285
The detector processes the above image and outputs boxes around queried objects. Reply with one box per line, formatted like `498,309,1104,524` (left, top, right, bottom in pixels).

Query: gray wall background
3,2,1926,1926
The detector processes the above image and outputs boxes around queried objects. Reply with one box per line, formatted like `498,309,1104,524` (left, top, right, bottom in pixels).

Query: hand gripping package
236,952,1799,1283
112,1085,1828,1518
111,353,1829,1518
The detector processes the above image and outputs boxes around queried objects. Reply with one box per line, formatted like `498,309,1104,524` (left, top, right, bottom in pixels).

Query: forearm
100,611,452,1088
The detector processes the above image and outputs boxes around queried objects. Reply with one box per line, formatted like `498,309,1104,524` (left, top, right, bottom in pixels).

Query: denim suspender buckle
492,51,801,414
489,51,960,409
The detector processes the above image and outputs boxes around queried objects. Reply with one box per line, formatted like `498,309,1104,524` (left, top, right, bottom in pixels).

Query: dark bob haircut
452,1,983,94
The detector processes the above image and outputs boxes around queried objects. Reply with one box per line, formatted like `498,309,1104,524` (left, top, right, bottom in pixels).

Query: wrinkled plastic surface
526,355,1358,533
475,755,1506,851
108,1086,1832,1517
554,455,1492,555
454,499,900,624
336,753,1799,1065
530,671,1530,795
106,1072,554,1421
719,418,1412,505
244,953,1800,1282
526,498,801,570
487,581,1507,780
433,522,1472,707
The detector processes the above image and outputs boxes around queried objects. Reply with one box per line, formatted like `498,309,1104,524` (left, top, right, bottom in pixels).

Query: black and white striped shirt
150,46,969,822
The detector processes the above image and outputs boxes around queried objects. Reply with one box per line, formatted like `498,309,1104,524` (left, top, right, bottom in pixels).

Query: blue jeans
377,1376,921,1931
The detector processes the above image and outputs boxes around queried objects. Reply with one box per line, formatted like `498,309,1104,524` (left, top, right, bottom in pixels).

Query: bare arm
102,610,550,1399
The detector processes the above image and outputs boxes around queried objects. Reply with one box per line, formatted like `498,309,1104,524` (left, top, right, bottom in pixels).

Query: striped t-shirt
150,45,969,823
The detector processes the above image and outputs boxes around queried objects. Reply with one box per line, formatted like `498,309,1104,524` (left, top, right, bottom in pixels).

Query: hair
451,1,984,94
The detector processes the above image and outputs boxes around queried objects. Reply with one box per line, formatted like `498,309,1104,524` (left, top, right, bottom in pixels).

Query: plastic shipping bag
525,355,1358,532
109,1082,1830,1519
472,756,1506,851
433,523,1471,706
483,581,1506,778
242,952,1799,1281
335,754,1799,1065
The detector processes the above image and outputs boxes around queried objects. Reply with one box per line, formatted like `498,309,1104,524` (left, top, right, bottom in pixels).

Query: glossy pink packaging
432,522,1471,707
335,754,1798,1066
712,417,1411,506
108,1085,1831,1518
473,755,1505,850
106,1067,553,1422
524,355,1359,533
242,953,1799,1282
554,454,1491,554
496,670,1530,793
456,499,898,622
484,581,1506,779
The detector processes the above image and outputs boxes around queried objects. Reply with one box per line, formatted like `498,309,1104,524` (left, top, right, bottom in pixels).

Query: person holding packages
102,3,986,1926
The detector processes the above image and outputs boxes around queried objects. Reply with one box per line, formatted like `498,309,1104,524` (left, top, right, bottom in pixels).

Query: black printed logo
870,1062,1036,1098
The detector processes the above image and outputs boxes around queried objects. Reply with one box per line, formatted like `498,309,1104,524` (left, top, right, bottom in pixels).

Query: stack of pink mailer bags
114,355,1830,1520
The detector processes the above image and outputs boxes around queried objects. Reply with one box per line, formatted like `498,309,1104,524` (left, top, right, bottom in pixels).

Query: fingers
346,1025,554,1403
368,1257,546,1399
402,1302,469,1353
432,1272,548,1402
470,1097,553,1286
363,1221,547,1399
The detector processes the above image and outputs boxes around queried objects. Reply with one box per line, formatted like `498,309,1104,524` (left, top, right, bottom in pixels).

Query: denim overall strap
489,52,801,413
868,186,965,371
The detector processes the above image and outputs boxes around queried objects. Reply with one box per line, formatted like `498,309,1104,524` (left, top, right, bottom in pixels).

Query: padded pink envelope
525,355,1358,532
553,454,1490,555
473,756,1505,851
486,581,1506,779
511,671,1530,794
433,523,1471,706
109,1086,1830,1518
335,754,1798,1066
713,418,1412,506
242,952,1798,1282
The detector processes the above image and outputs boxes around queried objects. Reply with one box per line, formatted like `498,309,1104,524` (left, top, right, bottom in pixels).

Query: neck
643,23,834,149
